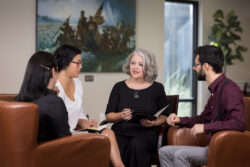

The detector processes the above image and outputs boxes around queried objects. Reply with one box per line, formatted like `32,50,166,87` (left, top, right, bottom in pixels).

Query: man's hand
191,124,204,138
167,113,180,126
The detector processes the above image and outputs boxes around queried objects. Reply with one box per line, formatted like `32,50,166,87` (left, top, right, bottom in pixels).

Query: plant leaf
213,10,224,19
235,27,243,33
238,54,244,61
216,31,222,41
238,45,248,52
209,9,248,66
226,10,235,18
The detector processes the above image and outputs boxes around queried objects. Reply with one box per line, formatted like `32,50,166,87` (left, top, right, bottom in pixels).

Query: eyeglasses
193,63,203,67
71,60,83,66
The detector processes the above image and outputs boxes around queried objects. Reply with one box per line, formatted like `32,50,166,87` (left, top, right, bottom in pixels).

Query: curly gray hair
123,48,158,82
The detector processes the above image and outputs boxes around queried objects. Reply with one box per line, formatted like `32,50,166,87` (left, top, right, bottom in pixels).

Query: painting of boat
36,0,136,72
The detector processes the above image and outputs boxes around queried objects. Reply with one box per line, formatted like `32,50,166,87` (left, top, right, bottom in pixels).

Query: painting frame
36,0,136,72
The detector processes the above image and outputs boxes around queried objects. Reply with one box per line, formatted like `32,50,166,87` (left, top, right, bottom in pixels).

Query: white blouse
56,78,87,132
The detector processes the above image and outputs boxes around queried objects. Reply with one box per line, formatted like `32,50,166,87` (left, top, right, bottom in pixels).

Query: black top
105,81,172,136
32,89,71,143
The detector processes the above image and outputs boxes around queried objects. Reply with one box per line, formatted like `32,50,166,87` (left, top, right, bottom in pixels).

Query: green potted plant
208,9,248,74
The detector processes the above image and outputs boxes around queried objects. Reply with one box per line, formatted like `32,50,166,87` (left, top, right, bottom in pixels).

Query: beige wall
0,0,36,94
0,0,250,120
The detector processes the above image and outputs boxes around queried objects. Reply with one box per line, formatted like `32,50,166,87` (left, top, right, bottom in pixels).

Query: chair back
0,101,38,167
166,95,179,114
244,97,250,131
0,94,17,102
159,95,179,147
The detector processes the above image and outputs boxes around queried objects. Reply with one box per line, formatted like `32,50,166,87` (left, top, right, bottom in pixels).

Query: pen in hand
121,108,133,120
86,114,98,128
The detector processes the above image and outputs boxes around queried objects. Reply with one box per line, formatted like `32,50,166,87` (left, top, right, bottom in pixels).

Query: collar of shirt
208,74,226,94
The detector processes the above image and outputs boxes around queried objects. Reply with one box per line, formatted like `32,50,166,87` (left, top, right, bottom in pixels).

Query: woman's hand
140,115,167,127
120,108,133,121
89,119,98,128
78,119,98,129
140,119,156,127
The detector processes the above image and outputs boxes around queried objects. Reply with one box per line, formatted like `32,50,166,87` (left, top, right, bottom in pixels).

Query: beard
197,68,206,81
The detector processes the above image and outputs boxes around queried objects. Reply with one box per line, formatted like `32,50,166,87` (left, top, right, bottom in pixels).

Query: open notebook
77,124,107,133
131,104,169,121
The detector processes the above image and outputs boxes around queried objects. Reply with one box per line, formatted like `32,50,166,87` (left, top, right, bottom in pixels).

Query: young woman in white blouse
54,44,124,167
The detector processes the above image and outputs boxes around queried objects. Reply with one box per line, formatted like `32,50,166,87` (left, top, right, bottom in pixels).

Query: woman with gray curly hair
105,48,173,167
123,48,158,82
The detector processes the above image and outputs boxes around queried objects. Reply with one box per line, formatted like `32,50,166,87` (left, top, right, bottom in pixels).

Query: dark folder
130,105,169,121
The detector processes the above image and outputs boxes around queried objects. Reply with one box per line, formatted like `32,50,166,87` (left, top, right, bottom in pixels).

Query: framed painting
36,0,136,72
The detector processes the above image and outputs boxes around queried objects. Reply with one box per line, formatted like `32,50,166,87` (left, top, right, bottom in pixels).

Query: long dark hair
54,44,81,72
16,51,58,102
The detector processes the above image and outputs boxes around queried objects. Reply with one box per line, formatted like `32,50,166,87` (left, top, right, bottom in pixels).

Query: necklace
134,91,139,99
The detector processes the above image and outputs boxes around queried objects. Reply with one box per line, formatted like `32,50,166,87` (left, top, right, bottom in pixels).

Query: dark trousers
115,134,158,167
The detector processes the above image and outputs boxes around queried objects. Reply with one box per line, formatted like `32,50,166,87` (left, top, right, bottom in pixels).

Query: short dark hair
194,45,224,73
54,44,81,72
17,51,58,102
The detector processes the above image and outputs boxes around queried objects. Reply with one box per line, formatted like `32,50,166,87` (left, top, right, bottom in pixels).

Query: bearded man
159,45,246,167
